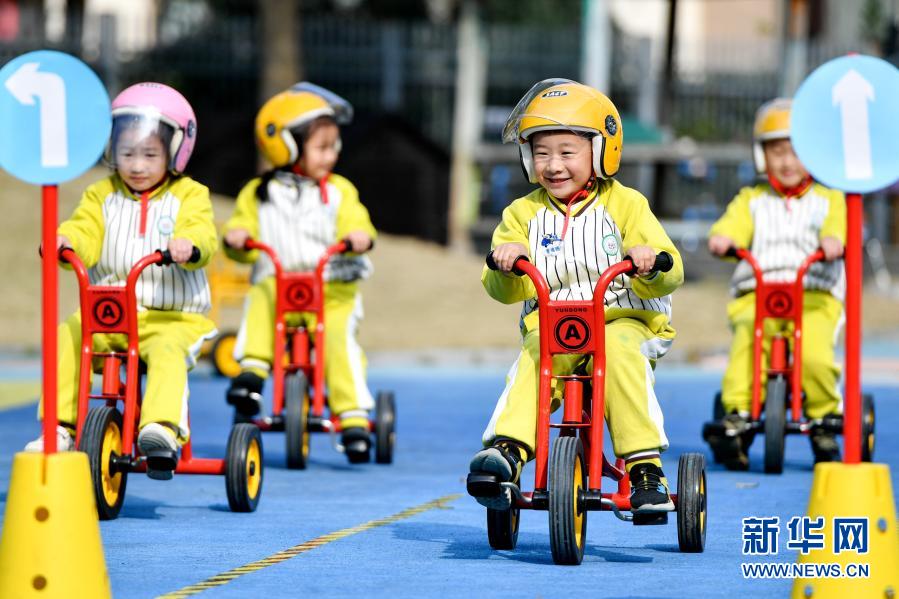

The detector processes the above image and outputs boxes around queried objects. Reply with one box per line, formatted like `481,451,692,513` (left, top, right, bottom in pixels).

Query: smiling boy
468,79,684,513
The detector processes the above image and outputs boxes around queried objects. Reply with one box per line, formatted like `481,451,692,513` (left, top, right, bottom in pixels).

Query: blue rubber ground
1,365,897,598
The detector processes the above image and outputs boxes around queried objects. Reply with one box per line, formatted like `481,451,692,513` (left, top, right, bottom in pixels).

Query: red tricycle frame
237,238,395,468
243,239,355,432
469,251,705,563
735,247,825,425
65,248,225,474
516,256,667,508
61,247,262,518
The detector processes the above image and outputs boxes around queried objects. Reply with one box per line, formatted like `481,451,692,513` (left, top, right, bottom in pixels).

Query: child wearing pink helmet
26,82,218,479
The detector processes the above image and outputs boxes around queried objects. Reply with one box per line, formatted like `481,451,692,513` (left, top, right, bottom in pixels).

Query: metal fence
1,9,892,233
1,10,870,147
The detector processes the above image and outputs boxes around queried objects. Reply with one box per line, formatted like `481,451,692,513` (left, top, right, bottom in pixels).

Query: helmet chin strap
291,163,330,205
559,175,596,240
766,172,813,208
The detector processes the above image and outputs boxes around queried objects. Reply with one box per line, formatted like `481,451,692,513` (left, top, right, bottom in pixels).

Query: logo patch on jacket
541,233,562,255
157,215,175,236
601,233,620,256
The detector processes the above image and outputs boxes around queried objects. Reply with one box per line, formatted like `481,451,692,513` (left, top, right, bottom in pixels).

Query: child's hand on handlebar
167,238,195,264
492,242,529,273
224,228,250,250
345,231,373,253
708,234,735,257
627,245,657,276
820,236,844,261
39,235,72,258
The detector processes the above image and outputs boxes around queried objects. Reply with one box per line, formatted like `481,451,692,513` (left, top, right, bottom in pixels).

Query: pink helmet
110,82,197,174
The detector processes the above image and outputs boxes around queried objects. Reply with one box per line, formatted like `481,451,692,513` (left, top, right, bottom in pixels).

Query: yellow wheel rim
573,456,585,549
246,438,262,499
302,395,310,459
699,473,706,533
214,335,241,378
865,410,875,455
101,420,123,506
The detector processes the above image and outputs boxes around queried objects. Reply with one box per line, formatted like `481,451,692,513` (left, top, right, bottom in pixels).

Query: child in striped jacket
25,83,218,471
468,79,685,514
704,98,846,469
222,83,377,464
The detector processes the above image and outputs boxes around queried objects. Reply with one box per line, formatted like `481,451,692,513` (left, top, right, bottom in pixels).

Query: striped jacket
482,179,684,341
710,183,846,300
58,174,216,314
223,171,376,285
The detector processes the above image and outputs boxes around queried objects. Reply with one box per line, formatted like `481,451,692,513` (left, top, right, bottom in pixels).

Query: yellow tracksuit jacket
48,174,218,442
481,178,684,458
710,182,846,417
223,170,377,426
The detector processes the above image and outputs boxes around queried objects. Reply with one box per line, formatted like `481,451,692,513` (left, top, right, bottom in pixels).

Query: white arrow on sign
832,68,874,180
4,62,68,168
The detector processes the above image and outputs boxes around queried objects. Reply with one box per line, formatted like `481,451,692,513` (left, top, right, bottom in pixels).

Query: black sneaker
226,372,265,423
809,427,841,463
342,427,371,464
468,441,526,510
704,413,751,471
629,463,674,513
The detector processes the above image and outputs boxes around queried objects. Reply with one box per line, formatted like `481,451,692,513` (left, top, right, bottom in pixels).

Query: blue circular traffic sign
0,50,110,185
792,54,899,193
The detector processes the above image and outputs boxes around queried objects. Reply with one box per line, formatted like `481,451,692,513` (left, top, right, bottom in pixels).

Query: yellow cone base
0,452,111,598
791,462,899,598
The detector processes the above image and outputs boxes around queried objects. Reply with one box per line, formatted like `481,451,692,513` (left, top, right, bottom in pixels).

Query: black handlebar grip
486,250,529,276
224,238,247,251
55,246,74,262
622,251,675,277
486,250,499,271
652,251,674,273
341,237,374,253
723,246,739,259
159,247,201,266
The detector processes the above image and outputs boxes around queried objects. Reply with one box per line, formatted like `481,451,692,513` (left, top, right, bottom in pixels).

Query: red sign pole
42,184,58,455
843,192,863,464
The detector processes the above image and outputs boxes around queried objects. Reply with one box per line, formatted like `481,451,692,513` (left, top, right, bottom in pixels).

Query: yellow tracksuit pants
41,309,217,443
483,317,670,458
233,277,374,427
721,290,843,418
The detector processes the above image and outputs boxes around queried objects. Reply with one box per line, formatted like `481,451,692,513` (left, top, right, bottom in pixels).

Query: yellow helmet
752,98,792,173
255,82,352,168
503,78,623,182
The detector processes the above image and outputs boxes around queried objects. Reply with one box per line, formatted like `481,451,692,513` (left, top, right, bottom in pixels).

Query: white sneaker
137,423,179,455
24,425,75,452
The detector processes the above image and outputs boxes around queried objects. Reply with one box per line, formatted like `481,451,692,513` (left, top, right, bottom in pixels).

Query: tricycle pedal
146,449,177,480
632,511,669,526
467,472,502,498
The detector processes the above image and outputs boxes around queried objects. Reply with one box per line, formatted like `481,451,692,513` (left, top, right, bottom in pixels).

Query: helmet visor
106,110,176,169
503,78,599,143
290,82,353,124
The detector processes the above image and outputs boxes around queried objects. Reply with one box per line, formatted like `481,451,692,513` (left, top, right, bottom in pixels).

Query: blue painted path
1,366,896,598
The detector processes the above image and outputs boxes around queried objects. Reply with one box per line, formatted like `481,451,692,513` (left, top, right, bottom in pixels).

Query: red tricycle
62,247,263,520
701,247,875,473
467,251,707,564
234,238,395,469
